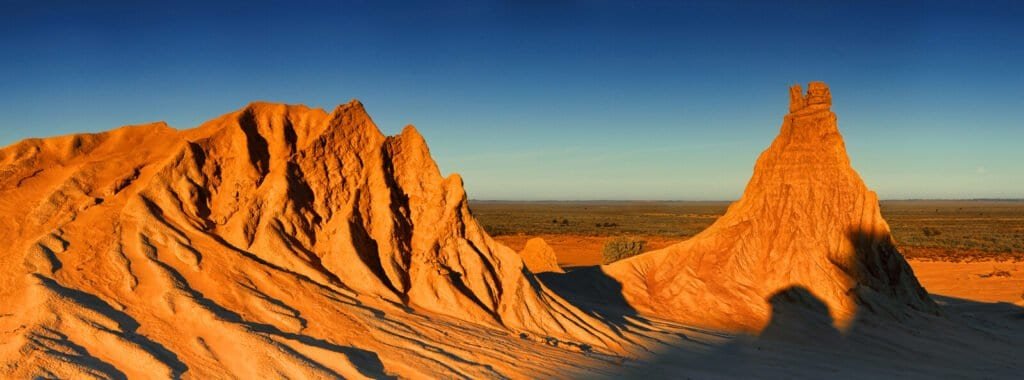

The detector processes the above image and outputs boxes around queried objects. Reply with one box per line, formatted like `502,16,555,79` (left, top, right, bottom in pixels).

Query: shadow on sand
538,265,638,329
35,274,189,379
146,258,397,379
587,285,1024,379
530,226,1023,378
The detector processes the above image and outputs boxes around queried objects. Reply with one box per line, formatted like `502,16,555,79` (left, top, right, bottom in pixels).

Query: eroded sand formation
0,101,619,378
1,84,1016,379
519,238,564,274
604,82,939,331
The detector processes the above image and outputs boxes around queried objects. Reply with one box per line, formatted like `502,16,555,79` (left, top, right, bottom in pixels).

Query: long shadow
30,327,128,380
758,286,844,343
537,265,638,329
605,285,1024,378
538,225,1023,378
930,294,1024,331
609,285,853,378
148,258,397,379
34,274,189,379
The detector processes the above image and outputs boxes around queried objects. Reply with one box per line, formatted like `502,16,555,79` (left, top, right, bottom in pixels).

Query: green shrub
602,236,646,264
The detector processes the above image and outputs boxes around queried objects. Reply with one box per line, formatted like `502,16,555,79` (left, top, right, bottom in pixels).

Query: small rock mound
519,238,564,273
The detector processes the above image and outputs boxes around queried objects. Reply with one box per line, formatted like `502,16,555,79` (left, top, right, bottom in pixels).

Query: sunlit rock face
0,101,620,378
519,237,565,274
605,82,939,332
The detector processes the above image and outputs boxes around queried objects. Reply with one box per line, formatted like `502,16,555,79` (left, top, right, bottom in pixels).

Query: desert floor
496,234,1024,306
491,233,1023,379
473,200,1024,261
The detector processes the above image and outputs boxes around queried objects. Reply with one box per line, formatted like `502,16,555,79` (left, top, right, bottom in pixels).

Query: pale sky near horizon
2,1,1022,200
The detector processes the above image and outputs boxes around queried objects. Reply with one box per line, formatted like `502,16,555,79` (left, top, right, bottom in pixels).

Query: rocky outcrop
519,238,564,274
0,101,619,378
604,82,939,332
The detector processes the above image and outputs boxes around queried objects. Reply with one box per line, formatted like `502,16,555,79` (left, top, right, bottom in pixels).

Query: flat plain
471,200,1024,262
472,200,1024,306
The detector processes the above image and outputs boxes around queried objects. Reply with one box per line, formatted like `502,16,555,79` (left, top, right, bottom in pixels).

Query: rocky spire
606,82,938,332
789,81,832,112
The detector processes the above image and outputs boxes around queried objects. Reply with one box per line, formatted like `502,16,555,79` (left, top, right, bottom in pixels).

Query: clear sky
2,1,1021,200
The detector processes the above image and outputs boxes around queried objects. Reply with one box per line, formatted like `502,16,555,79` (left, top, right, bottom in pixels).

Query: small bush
922,227,942,237
602,236,646,264
977,268,1012,278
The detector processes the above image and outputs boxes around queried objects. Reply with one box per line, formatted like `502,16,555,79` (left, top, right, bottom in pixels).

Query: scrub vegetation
471,200,1024,261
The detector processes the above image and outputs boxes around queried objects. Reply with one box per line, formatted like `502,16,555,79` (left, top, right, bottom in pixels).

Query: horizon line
468,198,1024,203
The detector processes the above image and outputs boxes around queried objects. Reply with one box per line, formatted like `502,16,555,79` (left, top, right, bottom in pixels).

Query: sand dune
1,85,1020,378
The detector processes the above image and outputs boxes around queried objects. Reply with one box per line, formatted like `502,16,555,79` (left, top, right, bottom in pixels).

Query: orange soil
498,234,1024,305
908,260,1024,304
494,234,681,268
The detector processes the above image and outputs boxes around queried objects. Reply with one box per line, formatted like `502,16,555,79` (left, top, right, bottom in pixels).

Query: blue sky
2,1,1021,200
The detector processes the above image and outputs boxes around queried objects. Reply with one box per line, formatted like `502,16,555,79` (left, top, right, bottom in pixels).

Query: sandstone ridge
0,100,619,378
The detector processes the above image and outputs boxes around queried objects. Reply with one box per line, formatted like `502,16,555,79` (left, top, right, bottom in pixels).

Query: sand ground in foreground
495,234,1024,305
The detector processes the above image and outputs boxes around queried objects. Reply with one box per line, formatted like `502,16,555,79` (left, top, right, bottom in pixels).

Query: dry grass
976,268,1013,278
470,200,1024,261
881,200,1024,260
601,236,646,264
469,201,728,237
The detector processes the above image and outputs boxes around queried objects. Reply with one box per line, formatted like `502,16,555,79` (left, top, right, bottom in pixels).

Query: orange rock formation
0,101,618,378
604,82,939,331
0,85,966,378
519,238,564,274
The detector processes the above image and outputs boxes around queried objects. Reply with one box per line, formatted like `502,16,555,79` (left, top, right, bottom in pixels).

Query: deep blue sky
2,1,1021,200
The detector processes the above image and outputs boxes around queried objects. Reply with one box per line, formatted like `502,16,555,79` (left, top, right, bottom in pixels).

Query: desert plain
479,200,1024,305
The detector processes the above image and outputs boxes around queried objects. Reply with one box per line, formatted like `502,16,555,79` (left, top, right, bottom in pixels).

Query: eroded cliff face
605,82,938,331
0,101,618,378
